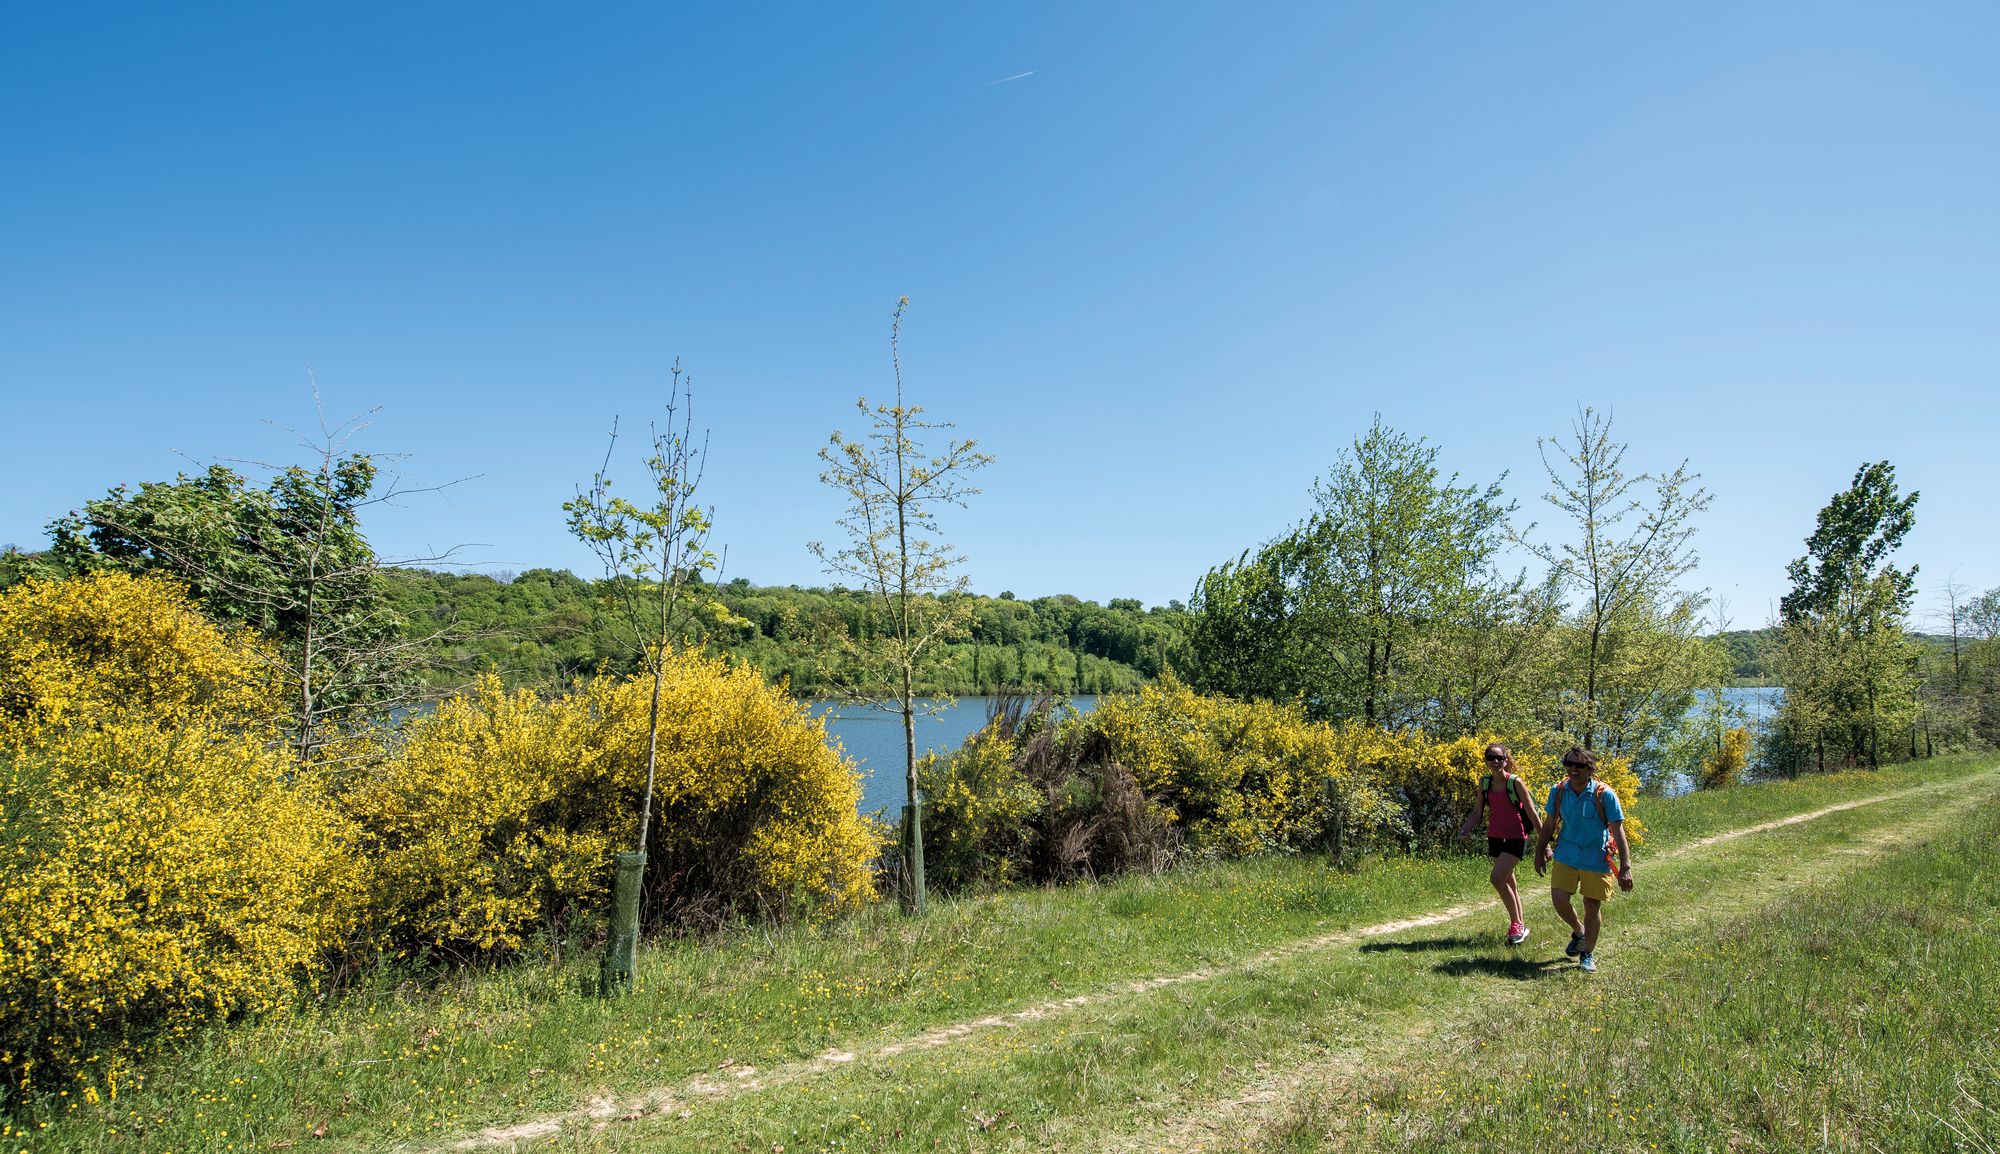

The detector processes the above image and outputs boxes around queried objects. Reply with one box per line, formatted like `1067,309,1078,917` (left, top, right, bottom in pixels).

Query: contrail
985,70,1035,86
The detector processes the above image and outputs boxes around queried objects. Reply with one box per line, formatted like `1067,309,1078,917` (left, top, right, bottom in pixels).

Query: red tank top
1485,774,1527,839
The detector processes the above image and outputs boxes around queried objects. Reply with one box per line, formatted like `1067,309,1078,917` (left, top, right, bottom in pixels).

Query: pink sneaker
1506,922,1530,946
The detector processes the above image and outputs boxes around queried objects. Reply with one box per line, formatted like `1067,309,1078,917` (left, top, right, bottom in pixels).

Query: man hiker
1458,742,1544,945
1532,746,1633,973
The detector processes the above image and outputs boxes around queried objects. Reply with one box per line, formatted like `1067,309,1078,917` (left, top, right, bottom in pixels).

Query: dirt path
1083,778,1991,1154
432,778,1962,1152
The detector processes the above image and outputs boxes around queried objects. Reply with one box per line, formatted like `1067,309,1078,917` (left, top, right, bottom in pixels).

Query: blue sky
4,3,1997,625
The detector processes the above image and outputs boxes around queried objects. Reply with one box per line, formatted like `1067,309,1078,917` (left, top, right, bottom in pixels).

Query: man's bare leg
1552,886,1583,936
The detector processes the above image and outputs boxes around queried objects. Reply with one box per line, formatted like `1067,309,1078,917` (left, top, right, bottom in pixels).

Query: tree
811,297,992,915
1186,546,1302,705
1775,461,1921,769
45,400,456,763
1528,407,1713,758
1187,418,1520,732
1961,585,2000,642
563,359,721,991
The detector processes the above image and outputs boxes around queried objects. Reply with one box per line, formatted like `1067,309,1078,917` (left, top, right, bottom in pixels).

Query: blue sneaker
1579,952,1597,973
1565,932,1586,957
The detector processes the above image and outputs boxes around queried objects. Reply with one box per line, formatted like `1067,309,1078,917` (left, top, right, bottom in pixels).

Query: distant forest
1716,627,1957,686
379,568,1192,697
1,551,1832,698
393,570,1843,699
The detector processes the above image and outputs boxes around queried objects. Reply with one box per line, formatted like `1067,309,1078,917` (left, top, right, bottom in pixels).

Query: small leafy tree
811,298,992,915
1528,406,1713,756
563,359,720,988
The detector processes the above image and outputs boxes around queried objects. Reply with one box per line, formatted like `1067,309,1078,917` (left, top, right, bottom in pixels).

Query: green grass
624,759,1999,1154
12,753,1997,1154
1269,775,2000,1152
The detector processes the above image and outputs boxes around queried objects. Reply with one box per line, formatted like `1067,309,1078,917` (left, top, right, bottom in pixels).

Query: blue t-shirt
1547,781,1625,873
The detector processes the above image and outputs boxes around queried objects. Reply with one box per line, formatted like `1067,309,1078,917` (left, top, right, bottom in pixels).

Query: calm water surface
813,696,1099,816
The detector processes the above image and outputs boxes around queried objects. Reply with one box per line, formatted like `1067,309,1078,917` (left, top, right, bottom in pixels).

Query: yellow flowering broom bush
0,720,355,1103
1086,675,1405,859
1370,730,1646,849
918,678,1650,886
918,726,1044,891
1699,726,1751,790
346,654,882,952
0,570,279,742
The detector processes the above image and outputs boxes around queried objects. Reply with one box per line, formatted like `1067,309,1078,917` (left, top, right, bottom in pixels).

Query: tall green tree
1774,461,1921,770
811,298,992,916
1188,418,1521,731
1529,406,1713,757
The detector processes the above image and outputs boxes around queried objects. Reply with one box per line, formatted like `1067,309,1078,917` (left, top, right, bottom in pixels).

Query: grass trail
439,758,2000,1153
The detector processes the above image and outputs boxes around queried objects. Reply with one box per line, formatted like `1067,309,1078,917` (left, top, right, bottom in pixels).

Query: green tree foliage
1773,461,1923,771
376,568,1179,696
1188,418,1529,733
44,449,414,762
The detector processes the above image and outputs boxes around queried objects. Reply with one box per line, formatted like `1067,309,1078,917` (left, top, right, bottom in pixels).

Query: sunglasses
1483,753,1506,762
1562,761,1592,771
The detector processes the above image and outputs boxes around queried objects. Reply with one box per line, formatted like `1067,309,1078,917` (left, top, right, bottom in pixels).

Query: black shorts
1487,837,1527,860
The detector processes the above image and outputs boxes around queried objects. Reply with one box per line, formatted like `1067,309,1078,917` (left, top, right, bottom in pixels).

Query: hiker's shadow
1357,934,1485,954
1431,955,1566,981
1357,935,1567,981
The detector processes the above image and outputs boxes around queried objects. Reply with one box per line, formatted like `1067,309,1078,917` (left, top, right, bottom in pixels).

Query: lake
814,696,1099,817
819,687,1785,814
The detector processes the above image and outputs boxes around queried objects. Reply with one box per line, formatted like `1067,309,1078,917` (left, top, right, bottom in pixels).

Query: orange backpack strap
1593,782,1619,869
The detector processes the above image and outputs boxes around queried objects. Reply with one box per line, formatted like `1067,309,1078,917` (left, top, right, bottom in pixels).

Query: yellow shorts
1551,861,1614,901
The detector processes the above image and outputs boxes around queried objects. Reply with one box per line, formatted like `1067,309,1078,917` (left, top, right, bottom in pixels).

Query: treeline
1718,625,1957,687
1172,415,1998,785
378,568,1190,697
1178,411,1732,789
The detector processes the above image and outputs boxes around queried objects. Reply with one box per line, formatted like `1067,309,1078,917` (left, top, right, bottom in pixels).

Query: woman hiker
1533,746,1634,973
1458,742,1544,946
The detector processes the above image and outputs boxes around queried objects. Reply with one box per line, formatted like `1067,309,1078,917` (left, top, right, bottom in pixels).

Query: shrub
0,571,278,741
917,727,1041,891
914,695,1183,890
1699,726,1751,790
917,680,1647,889
0,721,354,1103
1084,675,1403,859
345,655,883,952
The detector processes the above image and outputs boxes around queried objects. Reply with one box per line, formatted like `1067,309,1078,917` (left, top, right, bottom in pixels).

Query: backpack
1480,771,1523,807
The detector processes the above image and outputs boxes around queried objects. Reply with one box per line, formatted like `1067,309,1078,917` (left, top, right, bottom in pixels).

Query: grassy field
13,754,1999,1153
1265,779,2000,1152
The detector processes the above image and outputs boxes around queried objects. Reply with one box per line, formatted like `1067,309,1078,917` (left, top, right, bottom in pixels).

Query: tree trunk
902,676,924,915
599,851,645,996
